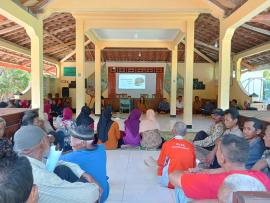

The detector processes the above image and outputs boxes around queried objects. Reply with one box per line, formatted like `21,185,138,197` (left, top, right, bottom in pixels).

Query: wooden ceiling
0,0,269,73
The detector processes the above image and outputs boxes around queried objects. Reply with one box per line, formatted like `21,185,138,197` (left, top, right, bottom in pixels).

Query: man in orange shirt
145,121,196,188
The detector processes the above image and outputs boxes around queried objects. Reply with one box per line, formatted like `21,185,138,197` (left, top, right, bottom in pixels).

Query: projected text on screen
118,74,146,89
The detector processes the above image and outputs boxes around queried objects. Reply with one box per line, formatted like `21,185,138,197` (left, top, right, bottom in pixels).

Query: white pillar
27,22,44,117
95,44,101,115
218,26,234,110
184,19,195,128
170,46,178,116
75,18,86,116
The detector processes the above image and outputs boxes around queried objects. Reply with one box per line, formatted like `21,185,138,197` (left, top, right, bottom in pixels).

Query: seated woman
76,106,94,129
97,107,120,150
140,109,162,149
137,96,147,113
123,109,142,147
55,107,76,151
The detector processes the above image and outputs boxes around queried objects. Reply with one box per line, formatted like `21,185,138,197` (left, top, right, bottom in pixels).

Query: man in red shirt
169,134,270,203
145,121,196,188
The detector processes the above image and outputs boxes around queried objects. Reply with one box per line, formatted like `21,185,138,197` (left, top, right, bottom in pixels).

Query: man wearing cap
193,108,225,151
13,125,99,203
59,125,109,203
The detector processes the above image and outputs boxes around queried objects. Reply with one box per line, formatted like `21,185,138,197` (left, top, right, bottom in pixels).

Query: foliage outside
263,70,270,102
0,67,30,101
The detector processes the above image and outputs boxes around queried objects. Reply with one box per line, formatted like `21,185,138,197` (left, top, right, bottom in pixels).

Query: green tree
263,70,270,80
0,67,30,101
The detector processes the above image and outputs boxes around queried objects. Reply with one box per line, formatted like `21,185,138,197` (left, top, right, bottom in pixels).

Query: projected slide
119,74,146,89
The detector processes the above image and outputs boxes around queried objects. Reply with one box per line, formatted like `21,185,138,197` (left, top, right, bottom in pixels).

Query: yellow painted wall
57,62,217,107
177,63,217,100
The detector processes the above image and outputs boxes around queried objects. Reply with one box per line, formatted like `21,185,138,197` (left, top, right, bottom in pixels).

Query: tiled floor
106,150,176,203
99,115,213,202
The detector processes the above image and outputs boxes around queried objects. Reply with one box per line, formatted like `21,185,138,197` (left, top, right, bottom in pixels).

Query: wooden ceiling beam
0,49,29,61
0,61,30,72
44,41,74,53
0,24,22,35
0,19,12,26
44,30,73,52
250,13,270,26
194,39,219,51
241,23,270,36
0,37,59,65
60,39,91,62
49,25,75,35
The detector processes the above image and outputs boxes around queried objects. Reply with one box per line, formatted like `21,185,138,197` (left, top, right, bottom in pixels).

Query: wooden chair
233,191,270,203
140,94,148,98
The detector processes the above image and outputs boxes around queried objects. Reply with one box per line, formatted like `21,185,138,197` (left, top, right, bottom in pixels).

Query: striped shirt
27,157,99,203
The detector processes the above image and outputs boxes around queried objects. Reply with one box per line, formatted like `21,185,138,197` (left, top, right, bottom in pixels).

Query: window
0,67,30,101
240,69,270,103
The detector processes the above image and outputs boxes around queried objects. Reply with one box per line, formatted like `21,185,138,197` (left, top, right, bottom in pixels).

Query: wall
230,78,250,106
57,62,217,108
177,63,217,100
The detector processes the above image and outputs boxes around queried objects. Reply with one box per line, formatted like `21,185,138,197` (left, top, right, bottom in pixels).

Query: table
104,98,163,112
0,108,30,138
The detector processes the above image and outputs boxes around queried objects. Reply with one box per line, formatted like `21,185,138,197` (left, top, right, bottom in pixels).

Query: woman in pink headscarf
55,107,75,151
123,109,142,146
140,109,162,149
44,99,52,123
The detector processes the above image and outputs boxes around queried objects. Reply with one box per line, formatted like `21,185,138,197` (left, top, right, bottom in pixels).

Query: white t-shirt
176,100,184,109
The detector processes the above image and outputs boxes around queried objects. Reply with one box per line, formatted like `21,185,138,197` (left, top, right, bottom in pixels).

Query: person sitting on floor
176,96,184,113
243,118,265,169
193,96,201,114
193,108,225,151
22,110,65,151
60,125,109,203
13,125,100,203
145,121,196,189
0,139,38,203
230,99,242,110
169,135,270,203
137,96,147,113
97,107,121,150
252,125,270,178
140,109,163,149
201,101,215,115
0,117,6,138
76,106,94,129
123,108,142,147
55,107,76,151
157,98,170,114
204,108,243,168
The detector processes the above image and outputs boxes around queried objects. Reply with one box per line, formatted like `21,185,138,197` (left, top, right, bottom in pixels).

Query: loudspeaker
62,87,69,97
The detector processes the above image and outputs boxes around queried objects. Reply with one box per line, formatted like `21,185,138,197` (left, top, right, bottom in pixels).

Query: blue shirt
60,144,109,203
158,101,170,111
245,137,265,169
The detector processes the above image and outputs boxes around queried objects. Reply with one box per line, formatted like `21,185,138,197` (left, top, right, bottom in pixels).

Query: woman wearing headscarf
55,107,76,151
97,107,120,150
76,106,94,129
140,109,162,149
123,108,142,146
